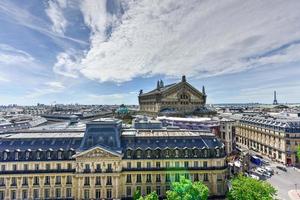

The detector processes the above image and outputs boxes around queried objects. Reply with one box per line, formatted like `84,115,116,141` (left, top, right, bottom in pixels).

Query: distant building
0,119,227,199
138,76,207,115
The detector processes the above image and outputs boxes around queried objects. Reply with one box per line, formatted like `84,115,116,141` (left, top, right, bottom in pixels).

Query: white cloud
53,51,80,78
0,43,35,65
57,0,300,83
45,0,68,34
25,81,66,98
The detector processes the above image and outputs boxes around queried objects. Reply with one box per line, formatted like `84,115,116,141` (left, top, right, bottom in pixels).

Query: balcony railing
122,165,228,172
0,169,75,175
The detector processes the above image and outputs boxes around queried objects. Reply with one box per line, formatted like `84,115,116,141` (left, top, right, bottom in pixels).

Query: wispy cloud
45,0,68,34
25,81,66,98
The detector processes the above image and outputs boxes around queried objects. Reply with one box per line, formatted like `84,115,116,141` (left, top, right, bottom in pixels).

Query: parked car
276,166,287,172
263,166,274,175
261,160,270,165
255,154,264,159
250,174,260,180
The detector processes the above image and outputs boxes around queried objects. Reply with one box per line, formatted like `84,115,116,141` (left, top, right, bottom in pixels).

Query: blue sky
0,0,300,105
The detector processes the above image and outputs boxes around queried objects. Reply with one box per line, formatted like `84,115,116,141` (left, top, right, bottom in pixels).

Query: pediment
162,83,204,101
73,146,122,159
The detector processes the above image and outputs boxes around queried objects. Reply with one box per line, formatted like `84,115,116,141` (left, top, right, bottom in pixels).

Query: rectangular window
156,174,161,182
203,161,208,168
175,162,180,168
55,176,61,185
0,165,5,171
0,178,4,186
147,162,151,168
34,164,39,170
11,177,17,186
33,189,39,200
22,190,28,200
0,190,5,200
156,162,160,168
84,177,90,186
12,164,17,171
46,164,51,170
194,174,199,181
95,189,101,199
184,161,189,168
44,189,50,199
126,186,131,197
23,164,28,171
22,177,28,185
126,174,132,183
106,176,112,185
156,186,161,196
66,188,72,198
107,164,112,172
194,161,199,167
11,190,16,200
175,173,180,182
165,174,170,182
204,173,208,181
34,177,39,185
66,176,72,184
137,162,141,169
45,176,50,185
136,174,142,183
146,174,151,183
55,188,61,198
127,162,131,169
166,162,170,168
146,186,151,194
67,163,72,170
57,164,61,170
96,176,101,185
107,189,112,199
84,189,89,200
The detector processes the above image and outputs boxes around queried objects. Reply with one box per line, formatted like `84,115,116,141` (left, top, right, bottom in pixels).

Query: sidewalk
288,190,300,200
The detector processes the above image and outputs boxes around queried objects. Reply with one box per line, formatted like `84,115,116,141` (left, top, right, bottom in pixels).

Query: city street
267,162,300,200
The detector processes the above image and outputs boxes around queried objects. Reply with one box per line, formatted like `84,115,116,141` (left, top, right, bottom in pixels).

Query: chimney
182,75,186,82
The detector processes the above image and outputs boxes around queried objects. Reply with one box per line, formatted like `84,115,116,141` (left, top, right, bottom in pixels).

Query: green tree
297,145,300,162
138,192,159,200
227,174,276,200
133,190,141,200
166,176,209,200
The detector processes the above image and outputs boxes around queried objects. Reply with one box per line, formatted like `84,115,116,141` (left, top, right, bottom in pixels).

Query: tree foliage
138,192,159,200
297,145,300,162
133,190,142,200
166,176,209,200
227,174,276,200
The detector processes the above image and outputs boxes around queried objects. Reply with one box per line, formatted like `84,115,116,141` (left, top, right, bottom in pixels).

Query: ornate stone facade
138,76,206,115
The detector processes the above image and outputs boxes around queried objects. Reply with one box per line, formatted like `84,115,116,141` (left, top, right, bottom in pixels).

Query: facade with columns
138,76,207,115
0,119,227,200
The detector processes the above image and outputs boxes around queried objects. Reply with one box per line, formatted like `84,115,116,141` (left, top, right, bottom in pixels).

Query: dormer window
25,151,31,160
3,151,8,161
58,151,62,160
146,149,151,158
126,149,132,159
175,149,179,158
15,151,19,161
136,149,142,159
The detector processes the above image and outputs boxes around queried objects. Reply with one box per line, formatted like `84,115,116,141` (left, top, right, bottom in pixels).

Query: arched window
193,148,198,157
204,149,208,158
47,149,53,160
68,149,74,159
215,148,220,157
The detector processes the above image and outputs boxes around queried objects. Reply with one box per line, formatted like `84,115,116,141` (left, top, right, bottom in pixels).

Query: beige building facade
0,120,228,200
235,116,300,165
